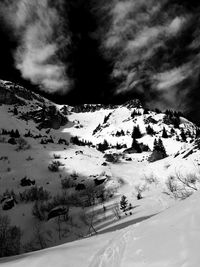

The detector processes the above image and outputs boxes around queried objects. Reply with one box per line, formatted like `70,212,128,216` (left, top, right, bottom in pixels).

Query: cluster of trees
97,140,109,152
19,186,51,203
1,129,20,138
131,139,150,153
115,130,125,137
149,138,167,162
163,110,181,128
70,136,93,147
131,110,141,118
93,123,101,135
103,113,112,124
0,215,21,257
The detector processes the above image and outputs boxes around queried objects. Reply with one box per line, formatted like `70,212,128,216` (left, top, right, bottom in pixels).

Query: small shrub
135,184,147,199
16,138,31,151
32,201,46,221
104,153,120,163
48,161,64,172
61,177,76,189
53,154,61,159
19,186,51,202
144,174,158,185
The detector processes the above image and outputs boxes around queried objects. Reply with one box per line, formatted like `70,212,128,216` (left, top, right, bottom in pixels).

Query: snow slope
1,191,200,267
0,79,200,265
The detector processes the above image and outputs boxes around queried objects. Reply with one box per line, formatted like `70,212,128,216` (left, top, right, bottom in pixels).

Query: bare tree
0,214,21,257
80,208,98,236
24,222,51,252
112,203,121,220
166,171,199,200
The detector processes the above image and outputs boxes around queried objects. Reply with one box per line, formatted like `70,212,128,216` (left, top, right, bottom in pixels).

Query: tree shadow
97,213,157,235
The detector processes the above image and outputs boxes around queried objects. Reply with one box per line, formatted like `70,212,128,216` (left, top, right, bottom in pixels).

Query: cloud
98,0,197,113
0,0,71,94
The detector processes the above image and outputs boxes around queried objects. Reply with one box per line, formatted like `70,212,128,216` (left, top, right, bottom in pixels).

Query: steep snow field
1,191,200,267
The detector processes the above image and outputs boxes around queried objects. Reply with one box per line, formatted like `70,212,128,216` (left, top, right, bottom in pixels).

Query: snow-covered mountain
0,80,200,266
65,98,197,155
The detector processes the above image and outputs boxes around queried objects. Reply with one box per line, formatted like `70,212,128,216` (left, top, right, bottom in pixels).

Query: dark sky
1,0,200,124
0,0,117,105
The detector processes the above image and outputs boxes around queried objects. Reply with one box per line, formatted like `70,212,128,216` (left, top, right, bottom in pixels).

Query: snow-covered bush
144,174,159,185
135,184,148,199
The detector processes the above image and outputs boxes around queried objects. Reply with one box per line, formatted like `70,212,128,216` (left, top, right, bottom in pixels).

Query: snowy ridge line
88,227,135,267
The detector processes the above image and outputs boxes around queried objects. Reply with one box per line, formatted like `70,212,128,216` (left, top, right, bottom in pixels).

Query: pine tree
149,138,167,162
120,195,128,212
171,128,175,135
13,107,18,115
132,138,142,153
98,140,109,152
10,130,15,138
157,138,167,156
15,130,20,138
162,127,168,138
146,125,154,135
180,129,187,142
132,125,142,139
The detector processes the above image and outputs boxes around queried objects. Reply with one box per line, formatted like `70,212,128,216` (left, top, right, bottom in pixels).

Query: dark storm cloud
97,0,200,119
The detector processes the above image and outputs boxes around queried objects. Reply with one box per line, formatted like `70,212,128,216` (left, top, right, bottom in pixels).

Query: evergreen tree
98,140,109,152
149,138,167,162
15,130,20,138
131,138,142,153
143,108,149,115
180,129,187,142
120,195,128,212
132,125,142,139
146,125,155,135
157,138,167,155
171,128,175,135
162,127,168,138
10,130,15,138
13,107,18,116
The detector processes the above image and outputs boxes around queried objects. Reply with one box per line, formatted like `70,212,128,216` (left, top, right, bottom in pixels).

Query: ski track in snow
89,225,138,267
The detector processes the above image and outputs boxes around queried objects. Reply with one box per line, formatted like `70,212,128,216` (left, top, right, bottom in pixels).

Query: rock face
34,105,68,130
0,79,68,130
0,85,24,105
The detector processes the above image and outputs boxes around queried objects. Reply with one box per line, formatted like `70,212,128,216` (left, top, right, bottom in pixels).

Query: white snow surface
1,191,200,267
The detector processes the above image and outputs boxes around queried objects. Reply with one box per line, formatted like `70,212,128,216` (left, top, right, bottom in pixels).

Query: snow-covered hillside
0,79,200,265
1,191,200,267
65,99,197,155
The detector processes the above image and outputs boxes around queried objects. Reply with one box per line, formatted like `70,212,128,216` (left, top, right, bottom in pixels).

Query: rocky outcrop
0,85,24,105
